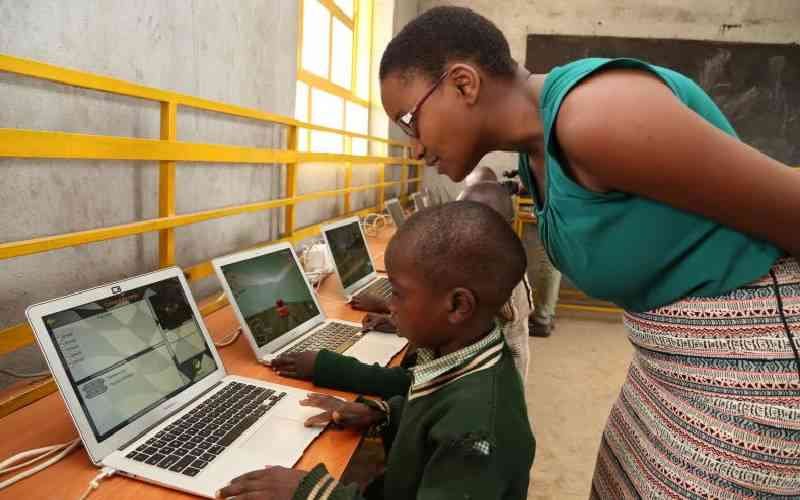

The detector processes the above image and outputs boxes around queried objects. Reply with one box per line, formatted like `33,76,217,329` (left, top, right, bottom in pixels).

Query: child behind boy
220,201,535,500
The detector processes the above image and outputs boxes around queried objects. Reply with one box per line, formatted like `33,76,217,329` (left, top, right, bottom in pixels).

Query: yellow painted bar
0,180,406,261
0,129,298,163
298,70,369,108
319,0,354,29
0,379,57,419
344,137,353,213
0,129,420,166
0,324,36,356
0,53,404,146
285,126,299,236
158,101,177,267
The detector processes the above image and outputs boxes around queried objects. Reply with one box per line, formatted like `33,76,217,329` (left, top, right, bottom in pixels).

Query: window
297,0,372,156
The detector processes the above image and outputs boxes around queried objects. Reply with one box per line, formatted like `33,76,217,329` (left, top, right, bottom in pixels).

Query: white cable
0,438,82,490
0,368,50,379
77,466,116,500
214,327,241,348
0,442,69,475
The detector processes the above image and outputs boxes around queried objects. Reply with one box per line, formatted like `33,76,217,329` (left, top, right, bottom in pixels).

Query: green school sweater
293,327,535,500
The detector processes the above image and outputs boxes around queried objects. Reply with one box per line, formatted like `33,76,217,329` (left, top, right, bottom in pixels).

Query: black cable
769,269,800,383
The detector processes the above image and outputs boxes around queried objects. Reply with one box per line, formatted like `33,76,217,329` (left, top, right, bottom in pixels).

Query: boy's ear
446,287,477,324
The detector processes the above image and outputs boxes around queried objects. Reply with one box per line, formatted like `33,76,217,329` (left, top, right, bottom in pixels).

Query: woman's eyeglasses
396,70,450,138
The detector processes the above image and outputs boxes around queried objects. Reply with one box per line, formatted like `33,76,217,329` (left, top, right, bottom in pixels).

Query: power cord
214,327,242,348
0,368,50,379
0,437,82,490
362,213,389,237
77,466,116,500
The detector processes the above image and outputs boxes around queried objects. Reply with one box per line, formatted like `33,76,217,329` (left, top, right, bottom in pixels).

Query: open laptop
321,217,392,303
212,242,406,366
385,198,406,228
26,267,327,498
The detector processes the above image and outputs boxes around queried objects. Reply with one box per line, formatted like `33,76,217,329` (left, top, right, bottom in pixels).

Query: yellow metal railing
0,53,421,416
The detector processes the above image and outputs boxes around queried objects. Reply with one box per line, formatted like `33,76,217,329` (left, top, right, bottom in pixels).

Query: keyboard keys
182,467,201,477
159,455,181,468
136,445,157,455
168,456,195,473
145,453,165,466
208,445,225,455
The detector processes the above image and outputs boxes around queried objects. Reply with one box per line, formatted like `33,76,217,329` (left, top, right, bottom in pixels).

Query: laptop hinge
117,380,223,451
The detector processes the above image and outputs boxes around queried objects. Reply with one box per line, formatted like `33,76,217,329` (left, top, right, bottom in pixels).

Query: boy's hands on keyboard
218,465,305,500
350,293,390,314
271,351,318,380
362,313,397,333
300,393,384,431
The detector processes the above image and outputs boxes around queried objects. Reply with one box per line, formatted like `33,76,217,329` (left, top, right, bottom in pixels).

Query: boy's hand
218,466,305,499
361,313,397,333
271,351,318,380
300,393,384,431
350,294,390,314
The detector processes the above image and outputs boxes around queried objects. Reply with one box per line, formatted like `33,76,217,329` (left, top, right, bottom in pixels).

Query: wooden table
0,227,397,499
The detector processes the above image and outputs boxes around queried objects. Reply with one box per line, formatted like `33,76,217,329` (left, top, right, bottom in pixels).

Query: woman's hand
218,466,306,500
300,393,385,431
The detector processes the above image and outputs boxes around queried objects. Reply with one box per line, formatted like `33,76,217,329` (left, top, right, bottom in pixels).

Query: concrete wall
0,0,297,385
417,0,800,195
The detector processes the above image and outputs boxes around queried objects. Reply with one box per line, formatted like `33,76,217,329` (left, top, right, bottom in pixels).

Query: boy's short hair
386,201,527,310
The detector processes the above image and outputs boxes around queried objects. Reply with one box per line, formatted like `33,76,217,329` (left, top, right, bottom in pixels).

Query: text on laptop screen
220,248,320,347
43,277,217,442
326,221,374,288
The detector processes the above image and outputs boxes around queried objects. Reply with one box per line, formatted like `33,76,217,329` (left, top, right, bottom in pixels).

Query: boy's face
385,250,449,349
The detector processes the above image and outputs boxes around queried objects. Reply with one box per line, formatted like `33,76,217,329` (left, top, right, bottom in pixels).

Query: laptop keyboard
125,381,285,476
356,277,392,300
285,322,362,355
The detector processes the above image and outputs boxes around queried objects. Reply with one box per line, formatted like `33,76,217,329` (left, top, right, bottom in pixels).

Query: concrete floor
526,316,631,499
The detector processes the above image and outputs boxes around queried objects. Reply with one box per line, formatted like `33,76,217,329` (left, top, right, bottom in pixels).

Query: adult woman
379,6,800,499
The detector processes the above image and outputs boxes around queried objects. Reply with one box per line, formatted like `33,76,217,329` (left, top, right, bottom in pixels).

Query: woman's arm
556,69,800,258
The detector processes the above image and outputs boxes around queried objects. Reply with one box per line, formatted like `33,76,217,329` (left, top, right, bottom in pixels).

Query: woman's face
380,70,485,182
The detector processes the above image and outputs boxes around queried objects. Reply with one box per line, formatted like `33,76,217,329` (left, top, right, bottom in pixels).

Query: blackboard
525,35,799,164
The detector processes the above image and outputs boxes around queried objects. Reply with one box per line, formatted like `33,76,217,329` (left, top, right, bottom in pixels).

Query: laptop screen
220,247,321,348
386,201,405,227
43,277,217,442
325,221,374,288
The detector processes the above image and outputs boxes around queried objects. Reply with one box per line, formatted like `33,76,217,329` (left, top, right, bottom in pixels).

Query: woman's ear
448,63,481,105
446,287,477,324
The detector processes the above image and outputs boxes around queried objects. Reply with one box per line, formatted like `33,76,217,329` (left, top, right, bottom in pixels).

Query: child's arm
313,350,410,400
272,349,410,400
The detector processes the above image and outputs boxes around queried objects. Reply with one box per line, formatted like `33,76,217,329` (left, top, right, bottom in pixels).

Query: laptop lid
321,217,379,296
26,267,225,465
385,198,405,227
212,242,326,358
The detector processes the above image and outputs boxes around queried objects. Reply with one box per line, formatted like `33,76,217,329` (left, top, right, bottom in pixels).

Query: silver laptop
212,242,406,366
26,267,327,498
321,217,394,304
385,198,406,227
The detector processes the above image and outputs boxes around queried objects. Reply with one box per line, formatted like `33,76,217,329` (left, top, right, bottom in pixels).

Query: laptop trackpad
239,416,323,467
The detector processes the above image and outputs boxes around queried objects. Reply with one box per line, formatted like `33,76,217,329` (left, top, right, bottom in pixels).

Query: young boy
283,181,533,386
219,201,534,500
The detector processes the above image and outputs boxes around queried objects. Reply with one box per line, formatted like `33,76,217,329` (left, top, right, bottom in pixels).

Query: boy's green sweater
294,329,535,499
